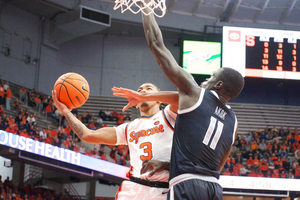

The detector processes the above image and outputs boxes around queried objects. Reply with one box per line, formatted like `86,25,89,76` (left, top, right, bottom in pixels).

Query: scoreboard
223,26,300,80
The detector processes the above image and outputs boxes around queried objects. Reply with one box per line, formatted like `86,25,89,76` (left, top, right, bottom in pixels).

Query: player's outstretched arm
52,90,117,145
141,2,198,96
112,87,178,113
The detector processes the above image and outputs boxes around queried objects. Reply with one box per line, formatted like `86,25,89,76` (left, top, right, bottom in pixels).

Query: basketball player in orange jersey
52,83,178,200
140,1,245,199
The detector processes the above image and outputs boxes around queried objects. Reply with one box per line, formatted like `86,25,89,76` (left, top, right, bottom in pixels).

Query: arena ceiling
166,0,300,25
5,0,300,24
3,0,300,38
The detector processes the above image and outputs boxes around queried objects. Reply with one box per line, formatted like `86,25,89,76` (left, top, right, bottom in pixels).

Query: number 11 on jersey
202,116,224,150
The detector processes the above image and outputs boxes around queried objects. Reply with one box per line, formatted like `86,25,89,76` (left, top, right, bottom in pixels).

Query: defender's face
201,69,222,90
137,83,159,109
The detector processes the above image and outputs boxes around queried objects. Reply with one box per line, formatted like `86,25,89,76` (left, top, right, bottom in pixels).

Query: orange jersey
6,89,11,98
45,105,52,113
50,130,58,138
117,114,126,125
20,132,30,138
253,159,260,166
0,86,4,96
257,173,264,177
272,173,279,178
73,147,79,153
223,171,231,176
295,135,300,141
251,144,259,150
260,164,269,171
7,118,12,124
64,127,71,136
249,172,257,177
20,88,26,93
246,159,254,165
35,97,41,104
22,118,27,124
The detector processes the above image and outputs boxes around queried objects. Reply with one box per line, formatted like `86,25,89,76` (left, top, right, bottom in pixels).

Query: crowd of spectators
0,175,79,200
0,82,12,111
98,108,131,125
0,83,131,167
19,86,131,127
19,87,58,120
221,126,300,179
3,81,300,180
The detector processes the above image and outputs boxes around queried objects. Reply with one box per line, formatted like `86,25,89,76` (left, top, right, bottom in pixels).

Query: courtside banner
219,175,300,191
0,131,128,179
2,131,300,190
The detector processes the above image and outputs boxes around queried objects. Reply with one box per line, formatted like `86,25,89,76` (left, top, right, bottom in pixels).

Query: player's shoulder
162,104,177,116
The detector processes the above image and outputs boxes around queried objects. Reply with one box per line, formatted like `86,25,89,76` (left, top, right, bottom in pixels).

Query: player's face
137,83,160,109
201,69,222,90
201,74,216,90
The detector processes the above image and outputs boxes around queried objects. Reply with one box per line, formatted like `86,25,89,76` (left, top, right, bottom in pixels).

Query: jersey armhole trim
232,116,238,145
125,123,130,142
162,109,174,131
178,88,205,114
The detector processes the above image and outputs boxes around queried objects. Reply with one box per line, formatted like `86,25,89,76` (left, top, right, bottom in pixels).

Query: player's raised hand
112,87,142,112
141,159,170,177
52,90,72,115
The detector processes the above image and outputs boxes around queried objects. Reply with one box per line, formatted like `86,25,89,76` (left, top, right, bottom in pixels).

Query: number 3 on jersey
140,142,153,161
203,116,224,150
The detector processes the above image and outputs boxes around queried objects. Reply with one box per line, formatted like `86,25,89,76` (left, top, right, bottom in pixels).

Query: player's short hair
137,83,162,109
218,68,244,99
138,83,160,91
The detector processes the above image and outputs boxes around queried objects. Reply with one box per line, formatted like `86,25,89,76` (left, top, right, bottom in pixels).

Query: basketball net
113,0,166,18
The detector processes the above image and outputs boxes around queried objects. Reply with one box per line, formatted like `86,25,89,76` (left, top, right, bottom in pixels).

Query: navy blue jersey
169,88,237,180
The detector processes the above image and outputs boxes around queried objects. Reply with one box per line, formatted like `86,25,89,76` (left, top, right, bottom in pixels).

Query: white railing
64,183,81,200
24,165,43,184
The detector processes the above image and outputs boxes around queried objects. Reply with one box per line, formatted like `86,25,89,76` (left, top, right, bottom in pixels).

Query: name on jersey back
214,106,227,120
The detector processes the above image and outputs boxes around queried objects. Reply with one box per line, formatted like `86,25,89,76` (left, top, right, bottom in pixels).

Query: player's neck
219,95,228,104
214,90,229,104
139,105,160,117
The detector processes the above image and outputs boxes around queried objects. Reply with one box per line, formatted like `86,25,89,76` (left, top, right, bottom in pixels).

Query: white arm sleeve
164,105,177,127
114,123,129,145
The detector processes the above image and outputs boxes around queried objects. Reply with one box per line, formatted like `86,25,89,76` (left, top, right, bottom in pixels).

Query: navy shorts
167,179,223,200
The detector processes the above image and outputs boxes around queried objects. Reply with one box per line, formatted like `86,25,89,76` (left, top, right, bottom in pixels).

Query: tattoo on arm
65,112,84,138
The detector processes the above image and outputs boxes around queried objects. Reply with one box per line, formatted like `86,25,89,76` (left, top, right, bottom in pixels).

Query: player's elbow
80,131,94,143
80,135,90,143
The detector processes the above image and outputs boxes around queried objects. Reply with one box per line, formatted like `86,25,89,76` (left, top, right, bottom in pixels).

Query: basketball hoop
113,0,166,18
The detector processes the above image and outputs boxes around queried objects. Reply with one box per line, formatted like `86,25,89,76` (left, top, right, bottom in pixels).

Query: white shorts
115,180,168,200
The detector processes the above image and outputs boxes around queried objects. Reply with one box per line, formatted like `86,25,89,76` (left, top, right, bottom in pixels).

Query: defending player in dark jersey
140,1,245,199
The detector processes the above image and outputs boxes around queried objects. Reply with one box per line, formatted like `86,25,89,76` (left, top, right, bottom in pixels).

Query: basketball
54,72,90,109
